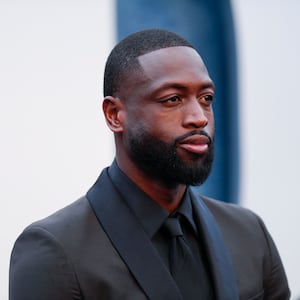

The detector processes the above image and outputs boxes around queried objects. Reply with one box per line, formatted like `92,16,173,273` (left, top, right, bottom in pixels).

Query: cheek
207,113,215,137
127,106,163,129
137,115,174,142
150,118,180,142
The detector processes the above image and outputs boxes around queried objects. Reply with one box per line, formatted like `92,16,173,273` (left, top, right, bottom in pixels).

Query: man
10,29,290,299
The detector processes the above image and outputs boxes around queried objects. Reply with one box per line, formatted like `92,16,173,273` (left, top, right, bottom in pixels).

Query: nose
182,99,209,129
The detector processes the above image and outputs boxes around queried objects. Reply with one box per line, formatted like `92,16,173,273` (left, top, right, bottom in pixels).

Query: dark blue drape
116,0,239,203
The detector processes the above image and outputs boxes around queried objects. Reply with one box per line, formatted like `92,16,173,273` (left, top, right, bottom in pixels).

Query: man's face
120,46,215,186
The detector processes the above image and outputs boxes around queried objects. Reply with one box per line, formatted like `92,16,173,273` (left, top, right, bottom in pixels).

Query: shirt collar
108,161,168,238
108,160,198,237
173,188,198,234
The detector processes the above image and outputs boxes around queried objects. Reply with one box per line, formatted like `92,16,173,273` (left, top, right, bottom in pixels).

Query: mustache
174,130,212,145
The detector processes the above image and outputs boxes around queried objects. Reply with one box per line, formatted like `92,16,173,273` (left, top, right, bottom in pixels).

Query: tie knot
163,216,183,237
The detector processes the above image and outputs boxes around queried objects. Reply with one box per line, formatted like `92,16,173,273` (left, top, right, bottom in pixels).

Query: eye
161,95,181,107
199,94,214,105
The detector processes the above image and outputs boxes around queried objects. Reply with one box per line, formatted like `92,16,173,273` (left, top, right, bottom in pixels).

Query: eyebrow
200,81,215,90
153,81,215,93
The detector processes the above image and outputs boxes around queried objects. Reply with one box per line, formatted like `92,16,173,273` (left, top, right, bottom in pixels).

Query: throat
140,181,187,212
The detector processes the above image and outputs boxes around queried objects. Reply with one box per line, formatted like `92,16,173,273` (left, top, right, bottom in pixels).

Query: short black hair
103,29,195,97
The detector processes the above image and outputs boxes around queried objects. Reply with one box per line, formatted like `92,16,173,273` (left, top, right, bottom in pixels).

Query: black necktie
163,215,203,300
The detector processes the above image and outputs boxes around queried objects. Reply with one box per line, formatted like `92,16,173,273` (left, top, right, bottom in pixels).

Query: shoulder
195,194,290,299
198,195,272,249
28,196,94,232
200,195,260,226
14,196,104,258
9,197,93,299
190,190,271,255
200,194,253,216
22,196,94,239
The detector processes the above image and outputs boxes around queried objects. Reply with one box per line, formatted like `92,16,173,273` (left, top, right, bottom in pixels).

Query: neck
116,157,187,212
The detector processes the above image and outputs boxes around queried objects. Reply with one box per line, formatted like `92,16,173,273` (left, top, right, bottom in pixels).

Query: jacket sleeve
255,215,290,300
9,226,82,300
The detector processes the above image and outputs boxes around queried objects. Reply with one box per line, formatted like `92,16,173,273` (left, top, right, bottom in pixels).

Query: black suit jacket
9,167,290,300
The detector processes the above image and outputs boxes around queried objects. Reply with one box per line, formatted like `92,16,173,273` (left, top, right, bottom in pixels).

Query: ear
102,96,125,133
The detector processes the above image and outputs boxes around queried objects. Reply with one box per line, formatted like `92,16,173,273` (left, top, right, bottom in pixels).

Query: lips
178,134,211,155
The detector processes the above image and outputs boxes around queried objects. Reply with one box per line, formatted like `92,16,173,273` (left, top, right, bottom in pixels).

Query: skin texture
103,46,215,212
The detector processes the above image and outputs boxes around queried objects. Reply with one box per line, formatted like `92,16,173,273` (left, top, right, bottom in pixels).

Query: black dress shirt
108,161,214,299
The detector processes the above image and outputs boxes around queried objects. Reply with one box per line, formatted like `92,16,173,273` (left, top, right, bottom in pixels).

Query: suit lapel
189,188,239,300
87,168,182,300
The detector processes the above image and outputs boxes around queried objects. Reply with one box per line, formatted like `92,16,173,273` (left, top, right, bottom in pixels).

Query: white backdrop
1,0,299,299
233,0,300,298
0,1,115,299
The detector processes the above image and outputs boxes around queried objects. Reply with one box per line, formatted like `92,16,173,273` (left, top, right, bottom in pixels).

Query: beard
127,128,214,187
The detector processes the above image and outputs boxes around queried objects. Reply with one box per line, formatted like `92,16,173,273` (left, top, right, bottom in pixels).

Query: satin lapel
189,188,239,300
87,168,182,300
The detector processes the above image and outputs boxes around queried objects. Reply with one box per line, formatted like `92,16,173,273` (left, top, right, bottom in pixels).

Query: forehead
137,46,211,84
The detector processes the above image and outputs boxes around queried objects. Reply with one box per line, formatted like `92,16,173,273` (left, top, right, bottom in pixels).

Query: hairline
103,29,197,97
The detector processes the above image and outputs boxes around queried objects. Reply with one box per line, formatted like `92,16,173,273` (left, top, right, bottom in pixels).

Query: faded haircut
103,29,195,97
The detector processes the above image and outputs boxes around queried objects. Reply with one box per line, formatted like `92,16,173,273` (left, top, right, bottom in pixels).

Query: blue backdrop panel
117,0,239,203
